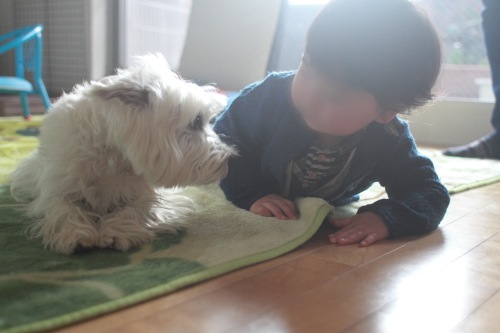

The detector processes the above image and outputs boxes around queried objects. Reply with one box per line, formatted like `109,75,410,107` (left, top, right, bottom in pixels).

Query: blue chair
0,25,51,119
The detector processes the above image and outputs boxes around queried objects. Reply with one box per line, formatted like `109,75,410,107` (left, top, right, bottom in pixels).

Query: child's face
291,55,396,136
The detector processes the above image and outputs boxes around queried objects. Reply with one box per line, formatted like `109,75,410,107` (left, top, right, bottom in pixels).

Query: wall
0,0,16,76
179,0,282,91
406,100,495,147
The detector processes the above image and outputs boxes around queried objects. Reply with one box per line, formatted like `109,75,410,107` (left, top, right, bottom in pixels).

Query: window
419,0,492,101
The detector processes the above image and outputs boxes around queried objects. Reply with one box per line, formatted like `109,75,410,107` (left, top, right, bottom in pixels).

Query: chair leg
36,79,51,111
20,93,31,120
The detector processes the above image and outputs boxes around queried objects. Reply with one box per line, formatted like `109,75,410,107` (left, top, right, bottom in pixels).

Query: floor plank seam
448,289,500,332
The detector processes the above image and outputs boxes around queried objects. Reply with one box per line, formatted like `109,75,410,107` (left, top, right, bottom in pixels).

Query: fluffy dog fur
10,54,234,254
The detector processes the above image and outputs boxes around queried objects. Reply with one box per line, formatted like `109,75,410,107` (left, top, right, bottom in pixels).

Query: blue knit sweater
214,72,450,238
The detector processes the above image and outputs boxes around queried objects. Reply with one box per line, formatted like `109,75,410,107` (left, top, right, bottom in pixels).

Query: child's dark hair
305,0,441,113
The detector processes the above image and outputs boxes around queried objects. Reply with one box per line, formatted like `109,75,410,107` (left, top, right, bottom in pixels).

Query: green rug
0,116,42,185
0,184,330,333
1,116,500,333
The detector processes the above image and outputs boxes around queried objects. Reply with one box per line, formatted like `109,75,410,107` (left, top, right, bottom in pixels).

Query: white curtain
119,0,192,69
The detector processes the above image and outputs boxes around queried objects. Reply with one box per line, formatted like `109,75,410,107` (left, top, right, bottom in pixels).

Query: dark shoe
443,132,500,159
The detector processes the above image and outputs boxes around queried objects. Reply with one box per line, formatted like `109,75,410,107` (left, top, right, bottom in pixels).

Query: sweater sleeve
357,122,450,238
213,74,283,210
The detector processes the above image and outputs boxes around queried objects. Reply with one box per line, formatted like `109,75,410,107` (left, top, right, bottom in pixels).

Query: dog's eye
190,115,203,131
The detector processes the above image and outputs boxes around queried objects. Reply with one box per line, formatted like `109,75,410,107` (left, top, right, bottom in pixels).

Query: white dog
10,54,234,254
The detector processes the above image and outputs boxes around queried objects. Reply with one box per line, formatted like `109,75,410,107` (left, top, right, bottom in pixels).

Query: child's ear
374,111,397,124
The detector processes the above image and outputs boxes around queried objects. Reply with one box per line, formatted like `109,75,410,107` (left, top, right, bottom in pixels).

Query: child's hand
250,194,299,220
329,212,389,247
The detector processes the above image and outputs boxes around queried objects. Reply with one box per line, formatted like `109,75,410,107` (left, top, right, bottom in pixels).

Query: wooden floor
55,181,500,333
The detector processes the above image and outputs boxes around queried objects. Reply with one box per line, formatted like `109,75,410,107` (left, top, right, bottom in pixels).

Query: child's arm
214,74,290,211
330,122,450,246
361,126,450,241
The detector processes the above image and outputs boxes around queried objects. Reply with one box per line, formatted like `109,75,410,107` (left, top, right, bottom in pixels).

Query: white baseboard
405,99,495,147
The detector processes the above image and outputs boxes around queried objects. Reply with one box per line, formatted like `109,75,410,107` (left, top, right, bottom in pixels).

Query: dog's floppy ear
94,81,150,108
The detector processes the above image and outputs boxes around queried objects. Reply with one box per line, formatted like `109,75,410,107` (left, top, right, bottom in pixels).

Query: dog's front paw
98,231,155,252
110,235,147,252
97,233,115,249
42,227,99,255
98,222,156,252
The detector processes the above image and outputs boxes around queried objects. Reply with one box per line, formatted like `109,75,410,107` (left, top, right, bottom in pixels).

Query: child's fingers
276,199,298,219
330,230,364,245
329,229,382,246
329,224,367,245
261,202,287,220
265,199,298,220
328,213,389,246
251,205,274,217
360,233,379,247
250,195,298,220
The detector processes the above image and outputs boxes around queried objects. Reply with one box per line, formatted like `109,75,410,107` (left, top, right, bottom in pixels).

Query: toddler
214,0,450,246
